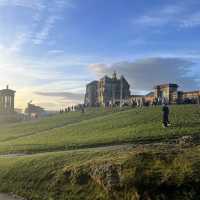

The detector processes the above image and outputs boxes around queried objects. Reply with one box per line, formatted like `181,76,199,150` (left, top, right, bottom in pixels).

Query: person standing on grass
162,103,170,128
81,106,85,114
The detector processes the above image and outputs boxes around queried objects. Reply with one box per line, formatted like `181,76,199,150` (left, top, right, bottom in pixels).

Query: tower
112,71,117,80
0,85,16,113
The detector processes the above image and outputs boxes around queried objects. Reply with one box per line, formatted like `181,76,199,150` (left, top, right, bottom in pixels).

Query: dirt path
0,193,23,200
0,143,135,158
0,134,196,159
0,142,181,158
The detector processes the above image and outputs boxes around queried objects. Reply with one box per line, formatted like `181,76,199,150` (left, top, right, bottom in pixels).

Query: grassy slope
0,105,200,154
0,107,124,152
0,107,119,142
0,145,200,200
0,105,200,199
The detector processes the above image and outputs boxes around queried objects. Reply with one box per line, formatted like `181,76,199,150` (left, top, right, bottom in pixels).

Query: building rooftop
183,90,200,94
100,75,113,81
130,95,145,98
145,92,155,97
87,80,98,86
154,83,179,89
0,85,16,94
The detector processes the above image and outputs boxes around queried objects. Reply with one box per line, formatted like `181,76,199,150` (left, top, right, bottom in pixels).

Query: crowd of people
60,102,171,128
60,104,85,114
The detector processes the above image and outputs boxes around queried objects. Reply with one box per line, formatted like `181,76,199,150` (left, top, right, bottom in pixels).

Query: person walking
162,103,170,128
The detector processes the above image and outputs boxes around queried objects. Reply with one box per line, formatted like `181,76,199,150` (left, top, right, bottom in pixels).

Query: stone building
84,81,99,107
99,72,130,106
129,92,155,106
129,95,145,107
179,91,200,104
25,102,45,117
85,72,130,107
0,85,16,113
85,78,200,107
154,83,179,104
144,92,155,105
148,84,200,105
129,84,179,106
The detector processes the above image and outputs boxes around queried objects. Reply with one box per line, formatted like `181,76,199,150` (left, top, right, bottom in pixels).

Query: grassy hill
1,141,200,200
0,105,199,154
0,105,200,199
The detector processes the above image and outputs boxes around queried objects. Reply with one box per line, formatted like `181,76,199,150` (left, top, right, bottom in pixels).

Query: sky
0,0,200,111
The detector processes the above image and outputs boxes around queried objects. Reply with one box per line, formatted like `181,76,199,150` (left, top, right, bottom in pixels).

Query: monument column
6,95,10,112
0,96,2,112
8,95,11,112
0,86,16,114
2,95,5,112
6,95,9,112
11,95,14,112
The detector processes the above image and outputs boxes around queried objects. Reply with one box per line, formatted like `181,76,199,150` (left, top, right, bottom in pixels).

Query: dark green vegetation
0,105,200,154
1,145,200,200
0,105,200,200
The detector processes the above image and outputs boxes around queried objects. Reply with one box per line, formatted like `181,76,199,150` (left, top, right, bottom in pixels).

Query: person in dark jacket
162,103,170,127
81,106,85,114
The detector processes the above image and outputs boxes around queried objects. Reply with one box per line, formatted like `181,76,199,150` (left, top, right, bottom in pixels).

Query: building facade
154,84,179,104
129,92,155,106
0,85,16,114
25,102,45,117
129,95,145,107
182,91,200,104
85,78,200,107
150,84,200,105
85,72,130,107
84,81,99,107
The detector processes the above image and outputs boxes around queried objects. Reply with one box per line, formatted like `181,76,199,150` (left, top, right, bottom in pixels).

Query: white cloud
0,44,93,110
0,0,74,49
89,57,199,93
180,12,200,28
132,3,200,29
32,0,73,45
33,15,62,45
47,49,64,54
35,91,84,101
8,32,32,53
0,0,46,10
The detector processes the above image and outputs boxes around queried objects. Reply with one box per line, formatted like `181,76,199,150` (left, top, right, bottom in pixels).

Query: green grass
0,107,121,143
0,147,132,200
0,144,200,199
0,105,199,154
0,105,200,199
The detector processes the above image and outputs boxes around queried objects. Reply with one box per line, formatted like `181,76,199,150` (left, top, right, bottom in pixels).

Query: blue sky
0,0,200,110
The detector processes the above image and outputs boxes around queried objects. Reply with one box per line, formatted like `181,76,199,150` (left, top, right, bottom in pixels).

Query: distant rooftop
87,80,99,86
145,92,155,97
183,90,200,94
0,85,16,94
154,83,179,89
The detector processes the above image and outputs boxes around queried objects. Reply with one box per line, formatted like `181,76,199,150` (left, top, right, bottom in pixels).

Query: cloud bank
35,92,84,102
132,3,200,29
89,57,199,93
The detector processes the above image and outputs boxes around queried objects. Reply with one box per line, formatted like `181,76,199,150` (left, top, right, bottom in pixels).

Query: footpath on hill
0,193,23,200
0,133,198,158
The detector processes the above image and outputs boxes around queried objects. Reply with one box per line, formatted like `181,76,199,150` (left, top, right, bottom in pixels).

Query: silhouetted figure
60,109,64,114
162,104,170,128
81,106,85,114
